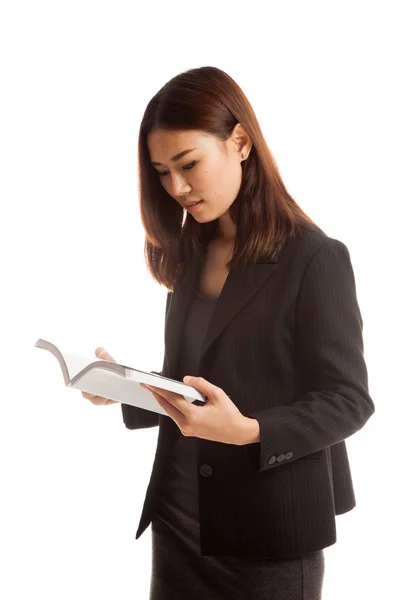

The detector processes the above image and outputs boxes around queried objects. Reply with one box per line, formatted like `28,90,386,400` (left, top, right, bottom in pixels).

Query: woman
84,66,375,599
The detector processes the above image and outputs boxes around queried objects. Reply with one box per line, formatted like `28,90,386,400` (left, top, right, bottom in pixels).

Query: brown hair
138,66,318,291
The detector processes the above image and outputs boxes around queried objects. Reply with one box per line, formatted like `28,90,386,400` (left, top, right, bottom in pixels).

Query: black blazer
121,225,375,559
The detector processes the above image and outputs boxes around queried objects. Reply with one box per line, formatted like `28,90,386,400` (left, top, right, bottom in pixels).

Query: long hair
138,66,318,291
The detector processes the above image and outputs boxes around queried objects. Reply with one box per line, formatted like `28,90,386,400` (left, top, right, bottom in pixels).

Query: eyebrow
150,148,197,166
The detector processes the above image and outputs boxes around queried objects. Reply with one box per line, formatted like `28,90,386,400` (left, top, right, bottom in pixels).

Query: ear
232,123,252,160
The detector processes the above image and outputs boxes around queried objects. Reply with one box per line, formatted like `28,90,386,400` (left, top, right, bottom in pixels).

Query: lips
183,200,202,208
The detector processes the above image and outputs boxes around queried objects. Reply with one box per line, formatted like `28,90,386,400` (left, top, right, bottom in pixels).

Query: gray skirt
149,434,325,600
150,516,324,600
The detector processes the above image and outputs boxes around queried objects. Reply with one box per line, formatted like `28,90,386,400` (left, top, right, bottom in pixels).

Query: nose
169,173,191,198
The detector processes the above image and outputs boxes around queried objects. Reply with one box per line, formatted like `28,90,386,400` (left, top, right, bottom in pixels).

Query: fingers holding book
81,347,118,405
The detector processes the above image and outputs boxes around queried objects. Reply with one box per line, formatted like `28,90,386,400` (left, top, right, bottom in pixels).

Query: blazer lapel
164,251,281,379
199,258,280,368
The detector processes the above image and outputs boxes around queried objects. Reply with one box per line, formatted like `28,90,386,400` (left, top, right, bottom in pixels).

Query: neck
215,212,236,243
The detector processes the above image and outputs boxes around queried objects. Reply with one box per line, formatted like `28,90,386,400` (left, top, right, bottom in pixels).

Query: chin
191,213,216,224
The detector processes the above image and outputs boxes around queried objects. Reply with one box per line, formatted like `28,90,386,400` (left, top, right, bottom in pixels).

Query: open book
34,338,207,417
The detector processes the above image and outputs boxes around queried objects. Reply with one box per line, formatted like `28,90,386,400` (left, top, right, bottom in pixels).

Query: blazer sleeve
245,237,375,472
121,292,173,431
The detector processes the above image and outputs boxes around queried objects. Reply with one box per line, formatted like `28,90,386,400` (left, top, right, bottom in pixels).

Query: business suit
121,224,375,559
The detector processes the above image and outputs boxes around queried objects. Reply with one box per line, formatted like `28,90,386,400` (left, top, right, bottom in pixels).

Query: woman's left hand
140,376,253,445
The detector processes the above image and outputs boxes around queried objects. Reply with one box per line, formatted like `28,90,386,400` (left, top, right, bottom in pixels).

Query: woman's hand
141,376,259,445
81,348,118,405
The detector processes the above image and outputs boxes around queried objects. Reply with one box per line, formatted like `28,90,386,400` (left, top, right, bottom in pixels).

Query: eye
158,160,197,177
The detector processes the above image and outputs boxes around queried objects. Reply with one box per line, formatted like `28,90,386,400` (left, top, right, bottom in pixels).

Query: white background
1,1,398,598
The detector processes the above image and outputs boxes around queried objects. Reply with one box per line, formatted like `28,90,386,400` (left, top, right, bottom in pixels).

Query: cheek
201,169,221,196
160,178,174,196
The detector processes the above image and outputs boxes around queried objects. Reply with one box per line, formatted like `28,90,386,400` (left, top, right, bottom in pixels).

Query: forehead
147,129,214,160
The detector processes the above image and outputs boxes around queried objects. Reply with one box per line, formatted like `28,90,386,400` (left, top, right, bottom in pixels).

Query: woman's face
147,127,249,223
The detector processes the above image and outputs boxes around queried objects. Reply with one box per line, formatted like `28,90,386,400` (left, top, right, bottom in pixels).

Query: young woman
84,66,375,599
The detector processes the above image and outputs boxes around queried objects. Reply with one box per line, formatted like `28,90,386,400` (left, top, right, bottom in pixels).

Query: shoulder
273,225,353,289
287,224,350,265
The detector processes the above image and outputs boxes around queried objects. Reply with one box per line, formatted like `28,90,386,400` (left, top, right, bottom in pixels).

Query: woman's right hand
81,347,118,405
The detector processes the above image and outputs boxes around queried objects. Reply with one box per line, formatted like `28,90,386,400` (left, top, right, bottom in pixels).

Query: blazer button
200,464,213,477
285,452,293,460
277,453,286,463
268,455,277,465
